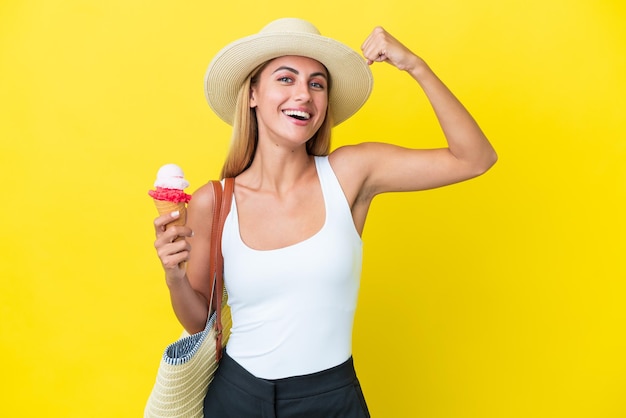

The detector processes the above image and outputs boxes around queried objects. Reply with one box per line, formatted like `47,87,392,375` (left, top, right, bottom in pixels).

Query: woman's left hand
361,26,421,72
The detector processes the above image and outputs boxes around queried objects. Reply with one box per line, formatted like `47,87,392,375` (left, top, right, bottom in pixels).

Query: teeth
283,110,311,120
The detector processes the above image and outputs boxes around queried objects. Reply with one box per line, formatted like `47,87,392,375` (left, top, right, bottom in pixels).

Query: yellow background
1,0,625,417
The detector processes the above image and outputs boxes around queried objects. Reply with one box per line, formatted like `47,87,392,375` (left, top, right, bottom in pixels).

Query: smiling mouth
283,110,311,121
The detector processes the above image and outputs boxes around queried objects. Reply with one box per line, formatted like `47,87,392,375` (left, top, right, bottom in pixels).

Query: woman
153,18,497,417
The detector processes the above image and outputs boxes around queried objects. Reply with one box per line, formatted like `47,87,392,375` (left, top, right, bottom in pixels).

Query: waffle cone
153,199,187,242
153,199,186,221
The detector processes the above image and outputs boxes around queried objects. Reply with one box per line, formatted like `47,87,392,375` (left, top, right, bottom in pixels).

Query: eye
277,76,293,83
310,81,325,89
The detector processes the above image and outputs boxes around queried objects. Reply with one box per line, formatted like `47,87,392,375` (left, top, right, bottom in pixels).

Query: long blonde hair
220,61,333,179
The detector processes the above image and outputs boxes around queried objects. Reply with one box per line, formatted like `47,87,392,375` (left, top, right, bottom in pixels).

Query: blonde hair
220,61,333,179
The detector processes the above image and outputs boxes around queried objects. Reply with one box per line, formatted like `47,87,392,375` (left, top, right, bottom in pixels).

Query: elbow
484,148,498,172
470,148,498,178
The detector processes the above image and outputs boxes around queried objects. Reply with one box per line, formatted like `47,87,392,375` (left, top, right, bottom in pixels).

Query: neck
242,143,315,194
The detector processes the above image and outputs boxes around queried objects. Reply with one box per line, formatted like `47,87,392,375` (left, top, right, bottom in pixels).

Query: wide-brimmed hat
204,18,373,126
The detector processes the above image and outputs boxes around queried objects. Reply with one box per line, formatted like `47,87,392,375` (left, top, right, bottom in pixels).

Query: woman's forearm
167,275,210,334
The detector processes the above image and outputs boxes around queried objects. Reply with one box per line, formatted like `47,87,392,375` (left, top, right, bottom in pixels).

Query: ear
249,87,257,109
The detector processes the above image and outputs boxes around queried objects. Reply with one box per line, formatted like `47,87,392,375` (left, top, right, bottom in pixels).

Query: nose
294,81,312,102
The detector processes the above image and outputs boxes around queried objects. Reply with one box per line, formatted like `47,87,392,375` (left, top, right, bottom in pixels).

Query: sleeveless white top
222,156,363,379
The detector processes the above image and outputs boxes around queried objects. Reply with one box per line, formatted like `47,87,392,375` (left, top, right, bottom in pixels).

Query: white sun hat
204,18,373,126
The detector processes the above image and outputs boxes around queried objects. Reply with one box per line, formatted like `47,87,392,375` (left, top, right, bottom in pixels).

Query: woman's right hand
153,211,193,283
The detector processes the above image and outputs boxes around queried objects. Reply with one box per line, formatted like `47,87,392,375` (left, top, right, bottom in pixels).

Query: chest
235,184,325,251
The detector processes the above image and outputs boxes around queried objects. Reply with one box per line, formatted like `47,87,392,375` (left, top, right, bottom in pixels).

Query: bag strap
208,178,234,362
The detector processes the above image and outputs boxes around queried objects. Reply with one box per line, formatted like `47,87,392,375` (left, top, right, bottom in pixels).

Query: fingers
154,230,191,277
361,26,390,65
156,239,191,270
361,26,418,71
153,211,193,274
153,211,181,235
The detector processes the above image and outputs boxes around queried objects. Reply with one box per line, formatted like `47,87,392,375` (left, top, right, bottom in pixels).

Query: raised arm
333,26,497,203
153,183,216,334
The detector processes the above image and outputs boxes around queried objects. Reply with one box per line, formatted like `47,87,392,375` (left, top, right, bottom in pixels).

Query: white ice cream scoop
153,163,190,190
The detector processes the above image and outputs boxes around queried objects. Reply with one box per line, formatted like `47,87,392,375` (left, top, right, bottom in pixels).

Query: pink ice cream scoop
148,163,192,203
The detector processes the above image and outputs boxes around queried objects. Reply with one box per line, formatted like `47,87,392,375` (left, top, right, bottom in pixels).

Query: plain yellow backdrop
1,0,625,417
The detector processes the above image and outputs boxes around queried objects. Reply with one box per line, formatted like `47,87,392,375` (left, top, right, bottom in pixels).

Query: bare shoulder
186,182,218,236
329,142,391,183
330,142,392,170
329,145,365,186
328,143,382,207
329,143,375,173
188,182,216,213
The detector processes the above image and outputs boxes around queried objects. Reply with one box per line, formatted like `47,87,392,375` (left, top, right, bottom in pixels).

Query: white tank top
222,156,363,379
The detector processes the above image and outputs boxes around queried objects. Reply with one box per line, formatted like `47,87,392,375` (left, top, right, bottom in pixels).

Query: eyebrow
272,65,328,80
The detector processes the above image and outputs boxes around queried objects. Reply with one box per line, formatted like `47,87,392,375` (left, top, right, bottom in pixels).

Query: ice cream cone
149,164,192,266
153,199,187,241
153,199,188,269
